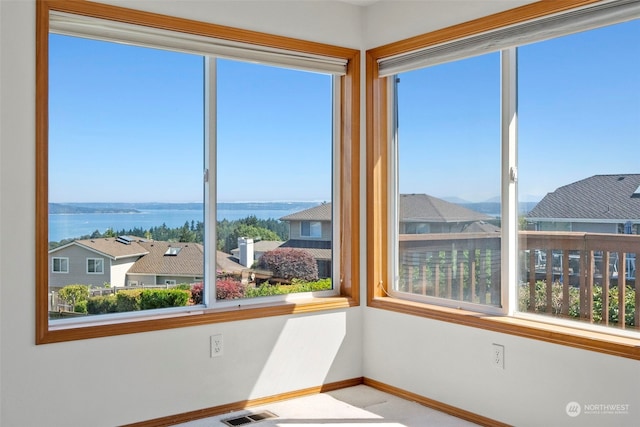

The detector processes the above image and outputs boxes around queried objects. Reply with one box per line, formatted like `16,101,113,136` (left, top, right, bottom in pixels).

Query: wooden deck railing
398,231,639,330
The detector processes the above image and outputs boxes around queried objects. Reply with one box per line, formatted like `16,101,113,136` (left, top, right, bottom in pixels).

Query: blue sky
49,34,332,203
50,18,638,204
398,19,639,203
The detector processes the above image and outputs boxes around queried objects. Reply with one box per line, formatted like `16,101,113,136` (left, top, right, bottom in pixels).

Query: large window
36,0,360,344
394,53,501,311
367,0,640,358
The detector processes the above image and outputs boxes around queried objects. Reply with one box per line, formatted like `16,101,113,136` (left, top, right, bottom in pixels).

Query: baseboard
121,377,364,427
363,377,511,427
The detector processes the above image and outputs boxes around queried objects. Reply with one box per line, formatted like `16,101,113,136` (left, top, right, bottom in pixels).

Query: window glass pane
396,53,501,308
48,34,204,318
216,59,333,299
518,20,640,331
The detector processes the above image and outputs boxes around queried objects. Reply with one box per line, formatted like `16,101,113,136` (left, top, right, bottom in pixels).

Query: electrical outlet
492,343,504,369
210,334,223,358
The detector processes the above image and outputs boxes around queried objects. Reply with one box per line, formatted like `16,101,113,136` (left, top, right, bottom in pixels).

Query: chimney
238,237,254,268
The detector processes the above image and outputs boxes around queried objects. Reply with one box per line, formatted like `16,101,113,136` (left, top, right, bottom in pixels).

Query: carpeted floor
173,385,480,427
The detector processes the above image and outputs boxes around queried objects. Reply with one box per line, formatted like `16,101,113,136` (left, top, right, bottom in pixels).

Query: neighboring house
48,236,205,290
280,203,332,278
526,174,640,234
230,240,284,266
398,193,497,234
278,195,497,278
49,236,149,290
126,241,204,286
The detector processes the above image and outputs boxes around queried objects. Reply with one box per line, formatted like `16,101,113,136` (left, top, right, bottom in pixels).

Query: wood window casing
36,0,360,344
366,0,640,360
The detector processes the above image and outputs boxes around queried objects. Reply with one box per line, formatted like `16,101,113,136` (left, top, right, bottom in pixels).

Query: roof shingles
128,242,204,276
527,174,640,220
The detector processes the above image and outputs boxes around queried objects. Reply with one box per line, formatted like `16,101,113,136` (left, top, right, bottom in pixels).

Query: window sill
39,296,358,344
368,296,640,360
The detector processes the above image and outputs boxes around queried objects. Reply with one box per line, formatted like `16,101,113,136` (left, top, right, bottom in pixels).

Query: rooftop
528,174,640,220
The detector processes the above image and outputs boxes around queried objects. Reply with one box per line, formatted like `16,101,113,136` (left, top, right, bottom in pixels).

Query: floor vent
222,411,277,426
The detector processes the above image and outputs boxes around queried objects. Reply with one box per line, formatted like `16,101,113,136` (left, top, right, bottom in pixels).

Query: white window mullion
501,48,518,315
332,76,341,289
203,57,216,307
389,76,400,293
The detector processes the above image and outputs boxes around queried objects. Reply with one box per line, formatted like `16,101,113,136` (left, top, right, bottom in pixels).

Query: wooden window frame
366,0,640,360
36,0,360,344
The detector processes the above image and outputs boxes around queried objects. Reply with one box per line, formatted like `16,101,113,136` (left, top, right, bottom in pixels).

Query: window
165,280,177,286
393,54,501,311
36,0,359,344
52,257,68,273
367,0,640,358
403,223,429,235
86,258,104,274
517,19,639,331
301,221,322,238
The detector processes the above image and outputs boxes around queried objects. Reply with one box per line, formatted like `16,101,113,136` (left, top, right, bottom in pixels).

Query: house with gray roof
48,236,207,290
278,196,498,278
526,174,640,234
398,193,498,234
280,203,332,278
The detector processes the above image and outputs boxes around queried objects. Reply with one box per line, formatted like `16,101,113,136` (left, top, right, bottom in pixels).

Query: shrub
519,281,635,326
175,283,191,291
216,278,245,300
245,278,332,298
116,290,142,312
592,285,636,327
86,295,117,314
73,300,88,314
191,282,204,304
257,248,318,281
518,281,579,315
58,284,89,306
139,289,190,310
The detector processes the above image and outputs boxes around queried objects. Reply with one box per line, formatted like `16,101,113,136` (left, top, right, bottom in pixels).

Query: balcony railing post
602,251,610,326
620,252,627,329
545,248,553,314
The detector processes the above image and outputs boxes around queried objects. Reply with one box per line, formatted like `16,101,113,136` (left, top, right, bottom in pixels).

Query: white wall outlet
210,334,223,358
492,343,504,369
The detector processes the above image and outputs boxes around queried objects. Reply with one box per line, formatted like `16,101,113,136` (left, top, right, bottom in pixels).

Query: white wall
363,309,640,427
362,0,537,49
0,1,362,426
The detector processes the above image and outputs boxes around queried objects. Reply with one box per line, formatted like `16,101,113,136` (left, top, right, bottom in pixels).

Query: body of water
49,202,319,242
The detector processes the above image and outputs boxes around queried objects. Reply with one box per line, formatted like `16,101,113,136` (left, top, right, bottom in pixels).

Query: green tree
178,221,196,242
58,284,90,307
103,228,116,238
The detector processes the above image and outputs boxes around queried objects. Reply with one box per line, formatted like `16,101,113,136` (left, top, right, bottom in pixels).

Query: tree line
49,215,289,254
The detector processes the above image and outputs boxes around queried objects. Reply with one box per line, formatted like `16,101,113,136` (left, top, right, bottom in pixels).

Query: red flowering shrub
190,282,204,305
257,248,318,282
216,278,245,300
